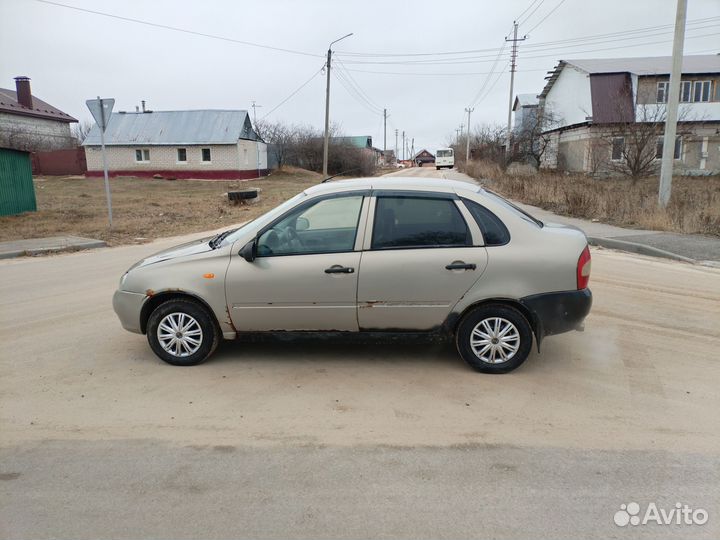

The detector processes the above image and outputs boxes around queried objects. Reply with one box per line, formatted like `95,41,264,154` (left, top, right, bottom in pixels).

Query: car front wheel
456,304,533,373
147,298,219,366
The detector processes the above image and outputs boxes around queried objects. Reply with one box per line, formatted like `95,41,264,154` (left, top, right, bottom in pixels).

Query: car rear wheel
147,298,219,366
456,304,533,373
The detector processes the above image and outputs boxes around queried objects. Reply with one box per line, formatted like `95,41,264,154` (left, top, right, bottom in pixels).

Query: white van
436,148,454,170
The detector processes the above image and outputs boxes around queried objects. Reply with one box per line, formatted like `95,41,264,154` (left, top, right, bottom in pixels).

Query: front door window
257,195,364,256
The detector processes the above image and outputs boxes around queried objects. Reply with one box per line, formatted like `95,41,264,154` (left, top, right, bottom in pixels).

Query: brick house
0,76,77,151
537,55,720,175
82,109,268,179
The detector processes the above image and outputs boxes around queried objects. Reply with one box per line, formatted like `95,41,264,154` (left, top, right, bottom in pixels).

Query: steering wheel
287,225,304,247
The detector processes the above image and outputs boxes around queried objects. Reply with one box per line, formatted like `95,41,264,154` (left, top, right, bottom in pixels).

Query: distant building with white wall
82,109,268,179
538,55,720,174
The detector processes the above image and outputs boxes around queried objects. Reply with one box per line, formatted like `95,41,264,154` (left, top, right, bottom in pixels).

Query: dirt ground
0,167,323,246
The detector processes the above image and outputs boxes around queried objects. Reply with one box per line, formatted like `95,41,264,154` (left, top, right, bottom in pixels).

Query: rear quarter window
461,198,510,246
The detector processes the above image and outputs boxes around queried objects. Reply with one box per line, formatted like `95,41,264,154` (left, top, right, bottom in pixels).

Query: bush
464,159,720,236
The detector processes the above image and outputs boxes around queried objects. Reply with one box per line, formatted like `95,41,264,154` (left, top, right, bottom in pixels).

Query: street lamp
323,32,353,176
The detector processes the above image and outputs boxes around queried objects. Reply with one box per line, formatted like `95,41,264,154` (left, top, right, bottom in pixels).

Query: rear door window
371,196,471,249
462,199,510,246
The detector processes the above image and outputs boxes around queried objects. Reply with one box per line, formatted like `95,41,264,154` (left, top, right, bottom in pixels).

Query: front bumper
520,288,592,347
112,289,147,334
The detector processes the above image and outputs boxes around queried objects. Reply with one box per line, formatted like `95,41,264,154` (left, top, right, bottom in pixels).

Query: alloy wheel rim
157,312,203,357
470,317,520,364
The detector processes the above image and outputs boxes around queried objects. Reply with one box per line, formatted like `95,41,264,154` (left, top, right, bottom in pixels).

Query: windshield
220,191,308,245
482,189,543,227
436,149,453,157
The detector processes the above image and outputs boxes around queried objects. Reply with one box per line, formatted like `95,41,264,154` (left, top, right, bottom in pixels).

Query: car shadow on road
206,334,547,374
210,334,471,371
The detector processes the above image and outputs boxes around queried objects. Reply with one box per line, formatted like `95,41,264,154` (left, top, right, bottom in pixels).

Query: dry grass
0,166,323,246
465,160,720,237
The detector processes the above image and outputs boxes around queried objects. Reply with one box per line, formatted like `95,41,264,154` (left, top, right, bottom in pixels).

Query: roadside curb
587,236,698,265
0,237,107,260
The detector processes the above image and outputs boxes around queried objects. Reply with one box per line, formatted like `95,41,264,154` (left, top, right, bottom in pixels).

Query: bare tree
72,120,93,145
512,106,562,168
255,120,295,169
466,123,507,165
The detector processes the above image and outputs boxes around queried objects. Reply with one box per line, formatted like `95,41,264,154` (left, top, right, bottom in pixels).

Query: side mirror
296,216,310,232
239,239,256,262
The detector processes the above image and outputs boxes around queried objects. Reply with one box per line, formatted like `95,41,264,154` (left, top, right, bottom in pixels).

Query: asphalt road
1,170,719,539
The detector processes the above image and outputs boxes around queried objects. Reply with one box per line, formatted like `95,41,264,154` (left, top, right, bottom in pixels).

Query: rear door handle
445,262,476,271
325,265,355,274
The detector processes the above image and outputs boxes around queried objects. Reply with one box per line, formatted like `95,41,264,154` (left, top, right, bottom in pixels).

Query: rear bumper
520,288,592,347
112,289,147,334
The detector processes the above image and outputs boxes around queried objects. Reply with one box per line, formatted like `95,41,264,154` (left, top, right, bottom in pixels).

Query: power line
35,0,324,59
333,17,719,59
334,60,385,112
515,0,543,23
468,42,507,106
333,69,384,116
336,29,719,66
525,0,568,35
261,66,325,120
518,0,546,26
342,67,548,76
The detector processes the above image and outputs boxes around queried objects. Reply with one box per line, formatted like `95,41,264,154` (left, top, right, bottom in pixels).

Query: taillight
577,245,591,290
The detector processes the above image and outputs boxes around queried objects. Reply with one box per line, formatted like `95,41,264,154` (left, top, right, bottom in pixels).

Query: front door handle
325,265,355,274
445,262,476,271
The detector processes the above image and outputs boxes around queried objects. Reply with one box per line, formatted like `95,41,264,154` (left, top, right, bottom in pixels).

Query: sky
1,0,719,155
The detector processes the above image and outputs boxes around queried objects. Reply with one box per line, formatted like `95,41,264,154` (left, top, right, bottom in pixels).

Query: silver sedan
113,177,592,373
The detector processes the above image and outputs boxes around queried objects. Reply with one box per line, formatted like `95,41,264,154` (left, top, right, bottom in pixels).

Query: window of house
243,148,248,165
177,148,187,162
656,82,669,103
371,196,471,250
611,138,624,161
693,81,711,102
201,148,212,162
656,137,682,160
680,81,692,103
135,149,150,162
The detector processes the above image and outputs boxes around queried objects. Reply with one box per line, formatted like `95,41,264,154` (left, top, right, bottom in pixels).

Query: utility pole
464,107,474,162
323,33,354,176
402,130,405,161
383,109,387,154
505,21,527,159
251,101,262,127
395,128,399,162
251,101,262,178
411,137,415,163
659,0,687,208
455,128,461,144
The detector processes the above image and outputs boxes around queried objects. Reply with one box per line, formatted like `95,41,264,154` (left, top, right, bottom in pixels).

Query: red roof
0,87,77,123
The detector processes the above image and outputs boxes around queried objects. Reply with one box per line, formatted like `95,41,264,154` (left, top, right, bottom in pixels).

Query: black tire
456,304,533,373
436,166,440,170
146,298,220,366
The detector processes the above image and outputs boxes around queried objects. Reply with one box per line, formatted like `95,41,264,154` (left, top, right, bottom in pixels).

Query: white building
538,55,720,174
83,109,268,179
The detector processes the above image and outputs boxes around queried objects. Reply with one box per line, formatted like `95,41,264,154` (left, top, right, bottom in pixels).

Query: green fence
0,148,36,216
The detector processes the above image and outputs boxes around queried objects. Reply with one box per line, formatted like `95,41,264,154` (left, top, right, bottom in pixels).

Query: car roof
304,176,480,196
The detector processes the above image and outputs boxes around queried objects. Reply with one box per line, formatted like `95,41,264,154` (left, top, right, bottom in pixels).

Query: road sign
86,97,115,228
86,98,114,132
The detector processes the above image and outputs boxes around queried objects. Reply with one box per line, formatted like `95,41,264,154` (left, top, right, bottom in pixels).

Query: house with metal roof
536,54,720,175
0,76,78,216
82,109,268,180
0,76,77,153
